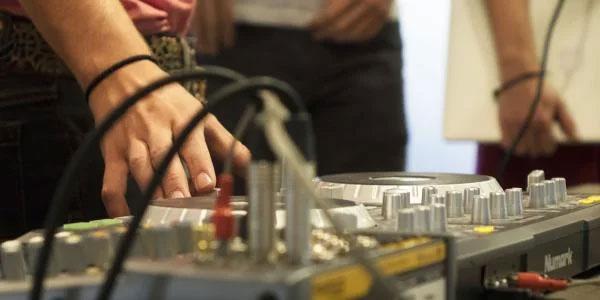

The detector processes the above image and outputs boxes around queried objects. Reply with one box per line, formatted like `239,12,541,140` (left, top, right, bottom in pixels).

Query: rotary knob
414,205,432,232
382,189,411,220
421,186,437,205
84,230,112,269
544,180,558,206
445,191,464,218
0,240,27,280
463,187,480,214
490,192,508,219
174,221,195,254
506,188,524,217
527,170,545,192
24,235,59,277
430,203,447,232
144,225,178,260
530,182,546,209
434,194,446,205
111,226,144,258
56,234,87,273
396,208,416,232
53,231,73,273
552,177,567,203
471,195,491,225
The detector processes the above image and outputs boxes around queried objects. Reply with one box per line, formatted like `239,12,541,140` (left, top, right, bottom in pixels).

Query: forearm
485,0,538,81
18,0,156,88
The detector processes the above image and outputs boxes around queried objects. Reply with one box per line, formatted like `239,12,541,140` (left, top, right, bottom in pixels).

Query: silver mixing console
2,170,598,300
315,172,502,205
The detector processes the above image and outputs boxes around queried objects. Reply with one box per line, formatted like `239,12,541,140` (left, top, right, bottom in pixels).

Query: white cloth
234,0,398,28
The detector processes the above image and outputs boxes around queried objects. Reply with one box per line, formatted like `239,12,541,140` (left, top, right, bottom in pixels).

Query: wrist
88,60,168,122
497,52,539,82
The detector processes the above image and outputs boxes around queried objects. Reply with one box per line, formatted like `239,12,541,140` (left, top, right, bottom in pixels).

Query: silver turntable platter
316,172,503,204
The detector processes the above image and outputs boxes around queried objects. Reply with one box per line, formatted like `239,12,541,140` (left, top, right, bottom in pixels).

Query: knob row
396,204,447,233
0,221,204,281
529,177,567,209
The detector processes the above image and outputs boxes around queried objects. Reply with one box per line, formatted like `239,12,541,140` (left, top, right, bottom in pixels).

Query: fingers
345,14,383,42
147,129,191,199
128,139,164,199
310,0,355,30
555,100,578,141
524,107,553,157
314,1,369,40
536,126,557,156
101,149,131,217
204,114,251,176
310,0,389,42
502,127,535,157
523,130,541,157
177,124,217,194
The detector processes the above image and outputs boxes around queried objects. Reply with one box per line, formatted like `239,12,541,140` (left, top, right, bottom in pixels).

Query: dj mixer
315,171,600,299
0,219,452,300
0,169,598,299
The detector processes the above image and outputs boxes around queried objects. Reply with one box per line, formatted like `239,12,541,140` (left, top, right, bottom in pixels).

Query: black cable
84,55,158,101
496,0,566,181
224,104,257,174
493,70,545,99
96,76,305,300
30,66,246,300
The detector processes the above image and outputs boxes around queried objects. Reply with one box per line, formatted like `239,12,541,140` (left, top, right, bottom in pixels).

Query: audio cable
496,0,566,181
506,272,600,293
95,76,304,300
213,104,257,254
29,66,247,300
261,95,399,298
96,72,397,300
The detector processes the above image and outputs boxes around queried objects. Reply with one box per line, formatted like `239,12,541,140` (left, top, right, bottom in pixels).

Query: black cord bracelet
84,54,158,101
493,70,545,99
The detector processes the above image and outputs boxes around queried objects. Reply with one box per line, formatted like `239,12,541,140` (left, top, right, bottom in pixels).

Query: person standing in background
481,0,600,189
195,0,407,176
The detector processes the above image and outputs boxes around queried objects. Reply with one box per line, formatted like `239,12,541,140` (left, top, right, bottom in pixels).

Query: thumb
555,100,578,141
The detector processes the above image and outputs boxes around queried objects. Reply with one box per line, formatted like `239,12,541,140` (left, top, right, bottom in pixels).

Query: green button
63,222,97,231
90,219,122,228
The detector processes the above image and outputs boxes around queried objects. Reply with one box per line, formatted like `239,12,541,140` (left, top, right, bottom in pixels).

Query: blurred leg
310,22,406,175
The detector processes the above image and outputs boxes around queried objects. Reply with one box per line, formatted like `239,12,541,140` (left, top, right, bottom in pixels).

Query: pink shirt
0,0,195,35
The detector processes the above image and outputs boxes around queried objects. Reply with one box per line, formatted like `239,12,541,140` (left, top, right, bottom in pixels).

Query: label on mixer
311,241,446,300
528,233,584,277
544,248,574,273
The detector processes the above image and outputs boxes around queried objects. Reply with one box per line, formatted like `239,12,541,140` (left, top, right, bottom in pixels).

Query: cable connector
213,173,234,241
509,272,568,292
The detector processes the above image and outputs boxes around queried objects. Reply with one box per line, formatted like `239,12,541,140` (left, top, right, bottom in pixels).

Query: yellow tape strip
311,241,446,300
579,195,600,205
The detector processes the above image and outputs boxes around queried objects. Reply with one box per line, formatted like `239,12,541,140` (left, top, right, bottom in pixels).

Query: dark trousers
0,75,106,239
198,23,407,176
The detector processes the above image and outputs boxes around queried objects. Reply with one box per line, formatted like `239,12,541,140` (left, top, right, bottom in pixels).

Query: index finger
101,149,131,217
555,101,578,141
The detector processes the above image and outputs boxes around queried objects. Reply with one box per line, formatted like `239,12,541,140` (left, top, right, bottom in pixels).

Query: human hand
498,80,578,157
193,0,235,55
309,0,392,43
88,61,250,217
